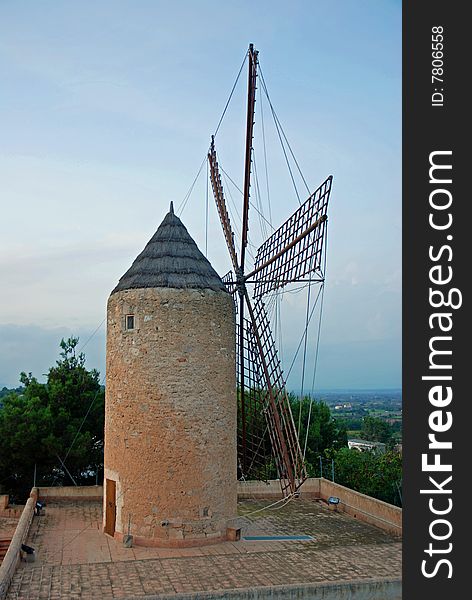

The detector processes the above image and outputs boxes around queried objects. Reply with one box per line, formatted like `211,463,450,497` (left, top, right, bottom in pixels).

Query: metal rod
56,454,78,487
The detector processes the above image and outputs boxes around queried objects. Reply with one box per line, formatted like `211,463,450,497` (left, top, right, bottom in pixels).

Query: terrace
1,480,401,599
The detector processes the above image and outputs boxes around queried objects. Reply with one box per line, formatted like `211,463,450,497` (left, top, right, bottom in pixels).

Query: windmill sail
208,141,239,271
236,310,273,481
249,176,332,298
246,297,306,494
207,44,330,497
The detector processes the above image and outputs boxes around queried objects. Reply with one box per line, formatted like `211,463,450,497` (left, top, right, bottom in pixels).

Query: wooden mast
239,43,258,475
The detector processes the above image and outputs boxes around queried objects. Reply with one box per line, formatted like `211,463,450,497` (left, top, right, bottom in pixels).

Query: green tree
0,379,53,496
290,395,347,475
0,337,104,498
336,417,363,432
360,415,395,447
0,385,24,400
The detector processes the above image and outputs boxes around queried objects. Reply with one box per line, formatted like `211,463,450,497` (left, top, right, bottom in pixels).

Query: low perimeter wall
238,478,401,537
238,478,321,499
0,488,37,600
0,496,23,519
122,577,401,600
319,479,401,537
37,485,103,502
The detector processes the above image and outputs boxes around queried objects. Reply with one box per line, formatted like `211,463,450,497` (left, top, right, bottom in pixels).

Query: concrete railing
0,488,37,600
38,485,103,502
237,480,284,499
319,479,402,536
237,478,321,499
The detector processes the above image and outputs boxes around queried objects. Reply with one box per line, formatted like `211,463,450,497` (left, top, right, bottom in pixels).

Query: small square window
125,315,135,330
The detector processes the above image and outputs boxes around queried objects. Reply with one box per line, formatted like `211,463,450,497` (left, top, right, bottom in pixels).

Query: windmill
208,44,332,497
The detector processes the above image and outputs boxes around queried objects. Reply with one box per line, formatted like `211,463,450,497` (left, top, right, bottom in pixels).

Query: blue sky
0,0,401,390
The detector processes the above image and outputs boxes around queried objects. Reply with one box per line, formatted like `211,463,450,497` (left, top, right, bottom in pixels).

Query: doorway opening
104,478,116,536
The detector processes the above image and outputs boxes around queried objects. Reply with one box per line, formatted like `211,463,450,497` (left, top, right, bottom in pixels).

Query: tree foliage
360,415,395,447
0,385,24,401
289,395,348,475
333,447,402,506
0,337,104,498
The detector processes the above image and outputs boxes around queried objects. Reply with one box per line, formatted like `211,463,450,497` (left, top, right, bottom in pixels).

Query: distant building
348,439,386,453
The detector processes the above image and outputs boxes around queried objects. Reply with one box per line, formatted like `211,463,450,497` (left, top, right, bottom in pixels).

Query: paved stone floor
7,499,401,599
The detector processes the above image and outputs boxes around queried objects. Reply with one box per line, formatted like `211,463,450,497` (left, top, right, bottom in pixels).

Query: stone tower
103,203,237,547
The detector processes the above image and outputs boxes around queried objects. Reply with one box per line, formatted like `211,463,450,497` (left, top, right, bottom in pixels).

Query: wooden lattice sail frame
208,44,332,496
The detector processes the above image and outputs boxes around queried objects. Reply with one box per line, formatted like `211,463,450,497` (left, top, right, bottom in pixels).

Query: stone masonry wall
104,287,237,546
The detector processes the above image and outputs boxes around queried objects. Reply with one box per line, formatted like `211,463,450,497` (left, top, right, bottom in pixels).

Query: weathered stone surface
103,287,237,545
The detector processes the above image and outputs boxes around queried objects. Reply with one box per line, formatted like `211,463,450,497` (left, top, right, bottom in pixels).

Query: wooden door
104,479,116,536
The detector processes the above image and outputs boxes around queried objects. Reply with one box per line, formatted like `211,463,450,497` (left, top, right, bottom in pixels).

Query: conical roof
112,203,226,294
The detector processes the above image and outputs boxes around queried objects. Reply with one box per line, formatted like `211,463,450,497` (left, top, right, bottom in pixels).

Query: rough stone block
226,527,241,541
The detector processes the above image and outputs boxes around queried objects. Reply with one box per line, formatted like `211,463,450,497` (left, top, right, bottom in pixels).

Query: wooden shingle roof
112,203,226,294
